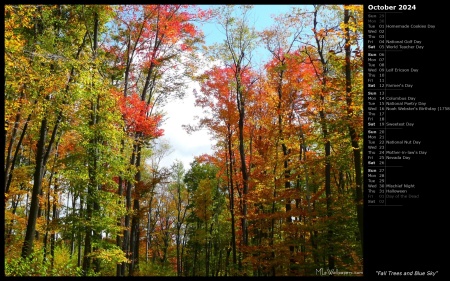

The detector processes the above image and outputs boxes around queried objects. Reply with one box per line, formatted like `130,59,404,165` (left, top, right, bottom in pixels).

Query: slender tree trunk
43,181,51,262
130,196,140,275
21,117,47,259
205,220,209,276
77,194,84,267
225,245,231,276
129,143,142,275
117,175,124,276
84,43,101,275
5,99,36,194
176,225,181,276
270,187,276,276
324,138,334,270
43,144,60,264
236,82,249,248
226,129,237,269
131,198,140,273
4,91,24,194
122,179,132,274
50,180,58,269
181,224,188,275
311,7,334,271
318,84,334,271
146,193,154,263
175,176,184,277
82,182,93,275
275,67,295,274
6,192,22,240
217,247,223,276
344,5,363,249
91,14,102,273
122,145,136,275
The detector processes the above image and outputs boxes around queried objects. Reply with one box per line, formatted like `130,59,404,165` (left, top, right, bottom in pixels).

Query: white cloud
159,77,214,170
157,45,223,171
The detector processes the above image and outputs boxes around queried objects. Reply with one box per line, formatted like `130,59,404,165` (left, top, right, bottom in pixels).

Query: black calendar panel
364,2,445,278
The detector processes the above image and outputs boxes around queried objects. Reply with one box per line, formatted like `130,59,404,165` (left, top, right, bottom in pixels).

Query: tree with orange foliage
106,5,209,275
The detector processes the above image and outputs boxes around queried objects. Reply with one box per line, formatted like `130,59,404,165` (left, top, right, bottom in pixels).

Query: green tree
183,160,228,276
14,4,92,260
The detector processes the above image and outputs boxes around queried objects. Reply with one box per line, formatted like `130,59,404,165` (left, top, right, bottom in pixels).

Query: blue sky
198,5,311,67
199,5,308,44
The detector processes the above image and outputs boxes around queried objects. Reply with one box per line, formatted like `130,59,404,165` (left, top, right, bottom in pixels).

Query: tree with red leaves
116,92,164,138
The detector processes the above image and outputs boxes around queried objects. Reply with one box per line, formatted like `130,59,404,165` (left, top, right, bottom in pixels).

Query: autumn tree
104,5,209,275
192,64,240,273
297,5,363,272
209,6,259,273
259,8,312,274
7,4,95,260
5,6,133,276
342,5,364,249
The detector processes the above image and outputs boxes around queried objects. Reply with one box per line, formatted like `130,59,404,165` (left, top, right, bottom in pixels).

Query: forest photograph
4,4,363,276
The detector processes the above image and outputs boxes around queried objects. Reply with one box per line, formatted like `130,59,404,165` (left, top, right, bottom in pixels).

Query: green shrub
5,252,49,276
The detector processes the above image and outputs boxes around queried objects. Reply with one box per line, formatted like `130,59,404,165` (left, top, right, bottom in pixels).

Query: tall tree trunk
50,180,58,269
4,91,24,194
77,195,83,267
312,7,334,271
43,143,60,264
344,5,363,249
82,187,92,275
92,13,102,273
129,143,142,275
130,197,140,275
84,14,101,273
5,98,35,194
236,77,249,248
117,175,124,276
181,224,188,276
270,187,276,276
226,128,237,270
145,192,154,263
176,226,181,276
21,117,47,259
121,143,137,275
276,66,295,274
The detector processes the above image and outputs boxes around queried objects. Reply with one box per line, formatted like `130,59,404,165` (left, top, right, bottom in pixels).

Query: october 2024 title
368,4,416,11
